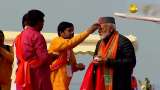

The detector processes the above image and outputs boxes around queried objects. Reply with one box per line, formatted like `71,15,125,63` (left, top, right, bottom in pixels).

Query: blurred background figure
0,30,14,90
139,77,153,90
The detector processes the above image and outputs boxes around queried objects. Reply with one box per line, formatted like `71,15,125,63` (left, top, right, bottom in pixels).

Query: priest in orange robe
49,21,99,90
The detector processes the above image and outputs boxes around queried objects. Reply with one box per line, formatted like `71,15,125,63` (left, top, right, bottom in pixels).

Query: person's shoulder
27,31,46,43
119,34,131,43
50,37,65,45
97,39,102,43
51,36,62,41
3,45,12,51
119,34,129,40
119,34,134,48
23,28,40,38
96,39,102,45
32,32,44,41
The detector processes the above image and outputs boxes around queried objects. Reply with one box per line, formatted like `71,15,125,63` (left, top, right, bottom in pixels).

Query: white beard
100,33,108,39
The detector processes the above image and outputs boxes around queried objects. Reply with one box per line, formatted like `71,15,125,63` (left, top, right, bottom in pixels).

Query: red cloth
80,62,95,90
80,62,106,90
95,64,106,90
15,33,32,90
131,76,138,89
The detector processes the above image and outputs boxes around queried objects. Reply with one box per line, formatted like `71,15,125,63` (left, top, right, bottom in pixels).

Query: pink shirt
16,26,53,90
21,26,50,66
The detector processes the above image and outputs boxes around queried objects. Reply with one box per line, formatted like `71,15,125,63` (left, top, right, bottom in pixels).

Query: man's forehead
65,27,74,31
100,23,113,26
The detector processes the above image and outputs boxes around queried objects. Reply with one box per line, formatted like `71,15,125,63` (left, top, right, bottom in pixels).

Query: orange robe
0,45,14,90
49,31,91,90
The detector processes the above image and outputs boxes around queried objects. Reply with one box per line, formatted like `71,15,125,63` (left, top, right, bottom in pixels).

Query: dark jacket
94,34,136,90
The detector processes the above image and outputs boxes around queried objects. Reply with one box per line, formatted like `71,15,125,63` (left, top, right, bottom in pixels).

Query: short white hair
111,23,116,30
105,23,116,30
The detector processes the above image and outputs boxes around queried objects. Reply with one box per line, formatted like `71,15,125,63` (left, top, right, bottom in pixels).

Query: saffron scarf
50,52,68,71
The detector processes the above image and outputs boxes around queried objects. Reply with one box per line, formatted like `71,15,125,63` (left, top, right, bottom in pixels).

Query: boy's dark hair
0,30,4,39
26,9,45,27
22,13,28,28
57,21,74,36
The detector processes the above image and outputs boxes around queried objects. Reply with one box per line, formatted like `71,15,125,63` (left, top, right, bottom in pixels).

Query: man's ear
60,31,64,36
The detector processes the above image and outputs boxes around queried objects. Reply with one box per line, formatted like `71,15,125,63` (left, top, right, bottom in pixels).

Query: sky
0,0,160,89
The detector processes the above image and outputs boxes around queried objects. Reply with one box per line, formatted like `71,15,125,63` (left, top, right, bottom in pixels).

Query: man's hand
76,63,85,71
92,55,104,64
92,59,104,64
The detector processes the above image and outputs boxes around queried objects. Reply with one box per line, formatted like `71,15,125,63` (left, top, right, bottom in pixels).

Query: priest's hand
49,52,59,61
87,23,100,34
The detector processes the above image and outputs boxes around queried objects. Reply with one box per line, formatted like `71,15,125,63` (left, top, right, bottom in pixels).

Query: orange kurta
49,31,91,90
0,45,14,90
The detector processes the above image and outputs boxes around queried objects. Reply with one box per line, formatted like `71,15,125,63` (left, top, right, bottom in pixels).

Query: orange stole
50,52,68,71
99,31,119,90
